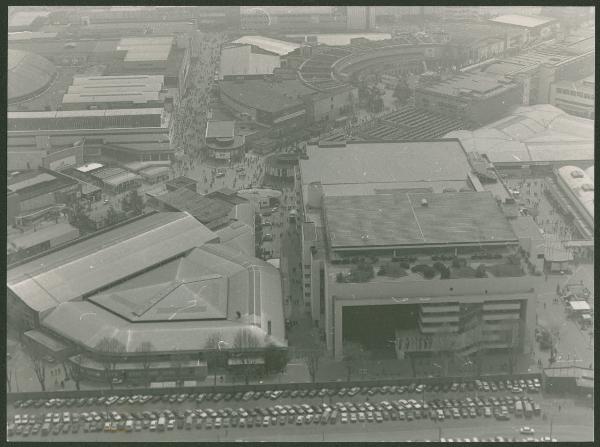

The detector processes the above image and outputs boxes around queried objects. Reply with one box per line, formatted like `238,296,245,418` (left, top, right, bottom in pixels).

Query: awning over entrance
24,329,70,355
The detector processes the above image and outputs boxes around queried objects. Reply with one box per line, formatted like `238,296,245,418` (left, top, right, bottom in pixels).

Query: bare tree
30,356,46,392
7,368,13,393
65,355,83,391
431,323,459,377
94,337,126,390
171,356,184,386
135,341,155,386
342,341,370,382
204,332,224,386
233,328,261,385
304,328,322,383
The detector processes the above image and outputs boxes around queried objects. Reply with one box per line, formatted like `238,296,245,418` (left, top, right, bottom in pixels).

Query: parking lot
9,377,584,442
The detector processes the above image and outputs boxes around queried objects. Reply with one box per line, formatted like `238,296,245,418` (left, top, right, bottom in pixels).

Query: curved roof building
7,49,56,104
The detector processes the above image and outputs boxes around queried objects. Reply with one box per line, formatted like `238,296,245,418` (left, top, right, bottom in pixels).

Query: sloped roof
41,243,285,352
7,213,218,313
444,104,594,164
8,49,56,103
154,188,233,228
231,35,301,56
489,14,556,28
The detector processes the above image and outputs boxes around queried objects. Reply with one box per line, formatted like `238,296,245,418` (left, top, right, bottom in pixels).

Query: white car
520,426,535,434
340,413,348,423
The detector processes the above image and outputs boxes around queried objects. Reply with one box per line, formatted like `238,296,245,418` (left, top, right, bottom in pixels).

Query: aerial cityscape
5,5,595,443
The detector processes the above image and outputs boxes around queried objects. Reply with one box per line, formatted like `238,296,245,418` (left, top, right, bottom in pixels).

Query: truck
157,416,166,432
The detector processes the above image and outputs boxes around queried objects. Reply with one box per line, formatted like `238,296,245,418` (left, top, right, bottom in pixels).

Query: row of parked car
8,392,543,439
10,378,542,413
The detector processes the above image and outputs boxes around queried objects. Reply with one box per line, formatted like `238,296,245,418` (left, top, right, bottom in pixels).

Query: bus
523,402,533,418
514,400,523,417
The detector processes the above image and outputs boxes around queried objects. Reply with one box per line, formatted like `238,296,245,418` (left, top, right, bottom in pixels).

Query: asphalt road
8,409,592,443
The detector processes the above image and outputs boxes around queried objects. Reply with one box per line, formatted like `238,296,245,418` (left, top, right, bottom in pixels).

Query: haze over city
6,5,595,443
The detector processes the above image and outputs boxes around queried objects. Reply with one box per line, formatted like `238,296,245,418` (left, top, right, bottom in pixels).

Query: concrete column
334,299,344,361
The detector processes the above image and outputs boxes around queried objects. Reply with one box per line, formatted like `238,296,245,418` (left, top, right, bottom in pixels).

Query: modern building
7,49,57,105
61,75,168,111
7,169,81,227
9,35,190,103
8,108,172,169
219,78,356,129
219,44,281,80
8,9,49,32
230,35,302,58
137,166,172,185
219,79,309,128
355,105,470,141
555,166,594,229
475,39,595,105
297,139,538,361
346,6,374,31
148,187,237,230
240,6,345,32
414,72,523,126
204,121,246,162
488,14,560,40
236,188,283,211
7,219,80,265
265,153,299,181
165,176,197,193
8,212,286,382
444,104,594,169
549,75,594,119
80,5,240,28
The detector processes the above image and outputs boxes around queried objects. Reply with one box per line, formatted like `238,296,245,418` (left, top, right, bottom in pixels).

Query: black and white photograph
5,4,595,442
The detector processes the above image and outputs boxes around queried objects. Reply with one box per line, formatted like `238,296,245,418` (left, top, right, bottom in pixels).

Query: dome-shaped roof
8,49,56,103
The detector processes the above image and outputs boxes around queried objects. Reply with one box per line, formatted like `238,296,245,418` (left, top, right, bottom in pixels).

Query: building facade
549,75,594,119
415,73,523,126
204,121,246,162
